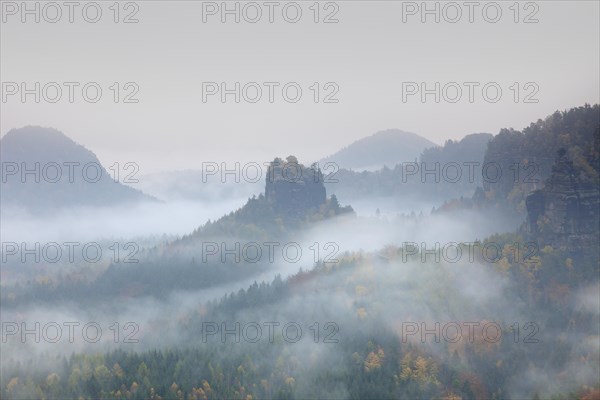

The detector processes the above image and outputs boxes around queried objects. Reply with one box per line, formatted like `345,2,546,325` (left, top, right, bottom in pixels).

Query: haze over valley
1,2,599,399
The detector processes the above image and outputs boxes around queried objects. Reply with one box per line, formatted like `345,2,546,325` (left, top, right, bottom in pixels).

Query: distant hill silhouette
0,126,155,211
319,129,437,170
324,132,492,202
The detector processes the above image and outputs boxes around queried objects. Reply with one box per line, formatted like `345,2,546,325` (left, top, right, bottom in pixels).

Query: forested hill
476,104,600,213
420,132,493,165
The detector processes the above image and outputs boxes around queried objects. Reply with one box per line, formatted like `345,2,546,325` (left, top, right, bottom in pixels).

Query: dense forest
1,105,599,399
2,233,599,399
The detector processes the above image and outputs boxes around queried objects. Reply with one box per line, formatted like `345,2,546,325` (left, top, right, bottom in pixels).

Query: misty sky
1,0,599,173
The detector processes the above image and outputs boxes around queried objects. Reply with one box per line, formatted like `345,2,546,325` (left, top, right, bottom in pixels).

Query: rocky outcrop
265,156,326,217
526,149,600,249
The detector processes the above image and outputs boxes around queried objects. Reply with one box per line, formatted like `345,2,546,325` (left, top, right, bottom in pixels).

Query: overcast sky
1,0,599,173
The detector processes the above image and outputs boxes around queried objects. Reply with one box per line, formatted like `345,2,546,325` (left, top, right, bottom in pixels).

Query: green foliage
482,104,600,211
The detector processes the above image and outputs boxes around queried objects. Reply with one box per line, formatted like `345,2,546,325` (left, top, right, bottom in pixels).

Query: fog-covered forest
1,104,599,399
1,2,599,399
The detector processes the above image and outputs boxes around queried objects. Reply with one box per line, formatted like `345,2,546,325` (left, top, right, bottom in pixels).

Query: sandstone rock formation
265,156,326,218
526,149,599,249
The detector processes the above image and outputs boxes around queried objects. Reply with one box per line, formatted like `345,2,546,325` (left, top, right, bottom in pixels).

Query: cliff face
265,156,326,217
526,149,600,249
477,105,599,215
